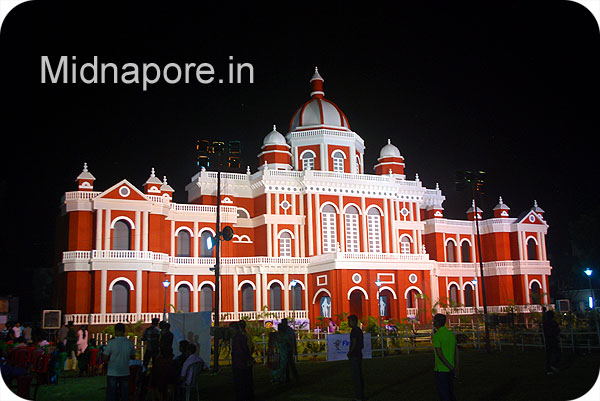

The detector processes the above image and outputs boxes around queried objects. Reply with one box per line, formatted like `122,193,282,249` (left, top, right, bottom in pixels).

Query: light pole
455,170,491,353
162,279,171,322
375,279,383,354
585,268,594,310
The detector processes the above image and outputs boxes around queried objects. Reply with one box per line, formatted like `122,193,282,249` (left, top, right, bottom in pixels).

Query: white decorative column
170,221,175,256
361,197,368,252
104,209,111,250
304,273,309,313
193,221,199,258
136,269,142,314
95,209,103,250
315,193,321,255
170,274,175,312
307,193,314,256
100,269,107,315
383,198,389,252
233,271,239,314
142,211,149,251
255,273,261,313
541,274,548,304
391,200,399,253
338,195,345,252
299,194,306,257
135,211,141,251
320,143,327,170
293,224,300,257
284,273,290,313
193,275,199,312
524,274,530,304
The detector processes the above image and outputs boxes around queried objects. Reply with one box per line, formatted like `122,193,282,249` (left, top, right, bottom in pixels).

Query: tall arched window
111,281,130,313
449,284,459,305
113,220,132,250
200,231,214,257
407,289,420,309
241,283,255,312
530,281,541,305
279,231,292,257
200,285,213,312
527,238,538,260
177,284,191,312
321,204,337,253
332,150,345,172
177,230,191,257
291,283,302,310
446,240,457,262
464,284,474,307
345,206,360,252
461,241,471,262
269,283,282,310
367,208,382,253
400,236,412,254
301,151,315,171
355,155,361,174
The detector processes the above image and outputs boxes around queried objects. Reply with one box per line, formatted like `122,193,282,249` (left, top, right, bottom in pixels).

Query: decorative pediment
95,179,148,201
518,210,545,225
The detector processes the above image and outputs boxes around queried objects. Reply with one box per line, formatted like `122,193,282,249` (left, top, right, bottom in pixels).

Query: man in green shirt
432,314,458,401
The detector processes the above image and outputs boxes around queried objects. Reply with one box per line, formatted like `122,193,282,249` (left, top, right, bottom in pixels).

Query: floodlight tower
455,170,491,353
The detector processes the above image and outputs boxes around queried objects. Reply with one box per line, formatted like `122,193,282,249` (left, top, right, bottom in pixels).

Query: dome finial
387,138,391,145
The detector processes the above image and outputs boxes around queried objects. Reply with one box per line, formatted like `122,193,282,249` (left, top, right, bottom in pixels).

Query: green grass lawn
32,349,599,401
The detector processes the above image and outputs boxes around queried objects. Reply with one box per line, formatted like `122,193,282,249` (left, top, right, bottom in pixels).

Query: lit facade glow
56,69,553,325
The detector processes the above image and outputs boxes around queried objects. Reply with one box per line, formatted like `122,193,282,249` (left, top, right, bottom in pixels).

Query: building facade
56,68,553,326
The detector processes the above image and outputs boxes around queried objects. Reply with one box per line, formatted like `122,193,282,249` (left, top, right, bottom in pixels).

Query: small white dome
379,139,401,158
263,125,287,146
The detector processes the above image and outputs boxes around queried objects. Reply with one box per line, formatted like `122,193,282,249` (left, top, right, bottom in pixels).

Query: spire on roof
310,66,324,98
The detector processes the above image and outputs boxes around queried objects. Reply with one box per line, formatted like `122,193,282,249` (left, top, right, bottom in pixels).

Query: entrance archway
349,290,365,319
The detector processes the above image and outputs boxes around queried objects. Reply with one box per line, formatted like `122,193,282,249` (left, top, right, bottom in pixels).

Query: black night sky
0,1,598,321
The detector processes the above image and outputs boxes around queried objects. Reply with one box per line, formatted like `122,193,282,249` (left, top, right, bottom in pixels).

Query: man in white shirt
180,344,205,386
103,323,136,401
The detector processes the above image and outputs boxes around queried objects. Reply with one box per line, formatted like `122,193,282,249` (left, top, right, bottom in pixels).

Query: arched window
237,208,249,219
461,241,471,262
446,240,457,262
378,289,393,319
269,282,282,310
400,236,412,254
301,151,315,171
464,284,474,307
530,281,541,305
241,283,255,312
345,206,360,252
527,238,538,260
332,150,345,172
449,284,459,305
367,208,382,253
113,220,132,250
200,231,214,257
407,289,420,309
290,283,302,310
111,281,130,313
200,284,213,312
355,155,361,174
177,230,191,257
321,204,337,253
177,284,191,312
279,231,292,257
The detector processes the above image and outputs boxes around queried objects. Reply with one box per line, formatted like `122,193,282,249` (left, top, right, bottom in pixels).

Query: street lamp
162,279,171,322
375,279,383,354
585,268,594,310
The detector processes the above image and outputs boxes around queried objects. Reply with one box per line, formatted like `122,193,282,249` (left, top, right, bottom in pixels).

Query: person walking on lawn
432,314,459,401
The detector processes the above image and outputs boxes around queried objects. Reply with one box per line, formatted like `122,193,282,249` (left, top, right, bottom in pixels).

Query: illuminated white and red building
56,68,553,326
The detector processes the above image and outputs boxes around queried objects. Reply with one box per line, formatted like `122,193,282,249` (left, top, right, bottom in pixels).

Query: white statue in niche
320,297,331,318
379,296,387,317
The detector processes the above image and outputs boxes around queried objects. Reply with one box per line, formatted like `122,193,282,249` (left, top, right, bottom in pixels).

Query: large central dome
289,68,351,132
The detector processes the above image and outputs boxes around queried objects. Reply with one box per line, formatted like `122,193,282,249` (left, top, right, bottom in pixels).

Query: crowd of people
2,310,567,401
